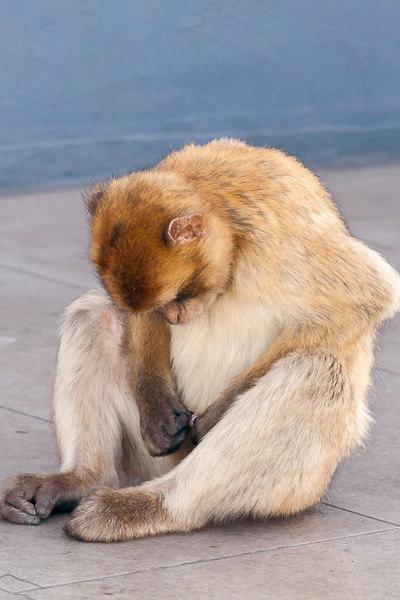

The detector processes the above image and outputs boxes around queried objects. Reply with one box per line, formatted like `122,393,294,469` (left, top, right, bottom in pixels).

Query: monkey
1,139,400,542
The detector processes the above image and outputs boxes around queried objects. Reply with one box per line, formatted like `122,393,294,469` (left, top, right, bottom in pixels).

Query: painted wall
1,1,399,191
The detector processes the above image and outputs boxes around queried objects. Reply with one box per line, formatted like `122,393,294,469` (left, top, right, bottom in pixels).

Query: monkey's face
87,177,229,323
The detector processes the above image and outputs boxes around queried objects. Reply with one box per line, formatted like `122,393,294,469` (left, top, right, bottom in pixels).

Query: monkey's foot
64,487,171,542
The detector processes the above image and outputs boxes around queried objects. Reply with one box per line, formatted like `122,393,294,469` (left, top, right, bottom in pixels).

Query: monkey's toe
63,518,89,541
63,509,101,542
63,490,119,542
1,502,41,525
64,487,166,542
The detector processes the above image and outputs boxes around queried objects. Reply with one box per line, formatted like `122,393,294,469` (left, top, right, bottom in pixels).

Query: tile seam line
20,526,399,593
0,573,41,596
322,501,400,527
0,587,33,595
0,588,36,598
0,404,52,424
0,263,87,292
0,574,40,588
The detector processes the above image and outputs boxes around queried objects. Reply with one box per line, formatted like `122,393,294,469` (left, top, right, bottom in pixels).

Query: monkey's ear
84,183,107,217
166,214,206,245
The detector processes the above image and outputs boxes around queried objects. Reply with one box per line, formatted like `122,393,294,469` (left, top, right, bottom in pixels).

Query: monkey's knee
63,289,112,329
61,289,123,352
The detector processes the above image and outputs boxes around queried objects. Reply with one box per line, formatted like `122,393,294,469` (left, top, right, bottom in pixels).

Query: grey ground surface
0,164,399,599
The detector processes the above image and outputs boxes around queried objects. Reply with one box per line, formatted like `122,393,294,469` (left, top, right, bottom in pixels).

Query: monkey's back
158,138,343,234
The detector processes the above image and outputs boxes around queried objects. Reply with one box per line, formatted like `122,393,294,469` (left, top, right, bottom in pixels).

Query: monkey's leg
0,290,171,525
63,351,371,542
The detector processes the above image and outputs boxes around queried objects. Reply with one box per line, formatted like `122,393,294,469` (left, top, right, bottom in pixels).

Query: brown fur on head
86,171,233,323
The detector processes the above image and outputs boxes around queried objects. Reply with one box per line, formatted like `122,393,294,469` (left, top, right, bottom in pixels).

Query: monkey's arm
127,311,192,456
192,326,330,442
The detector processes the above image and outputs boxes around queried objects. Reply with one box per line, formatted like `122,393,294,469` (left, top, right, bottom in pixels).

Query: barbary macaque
1,139,399,542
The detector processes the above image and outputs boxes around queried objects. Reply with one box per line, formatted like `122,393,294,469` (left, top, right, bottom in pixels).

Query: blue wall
1,0,399,191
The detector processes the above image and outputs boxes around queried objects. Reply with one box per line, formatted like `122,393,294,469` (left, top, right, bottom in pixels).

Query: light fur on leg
1,289,174,526
54,289,174,484
64,347,372,541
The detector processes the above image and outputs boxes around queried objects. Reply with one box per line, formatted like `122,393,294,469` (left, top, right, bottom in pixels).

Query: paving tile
347,216,400,272
325,236,400,525
322,166,400,270
319,167,400,525
0,575,39,594
0,189,96,290
327,373,400,525
0,502,393,589
321,165,400,222
375,314,400,376
0,590,22,600
22,529,400,600
0,267,84,420
0,409,57,485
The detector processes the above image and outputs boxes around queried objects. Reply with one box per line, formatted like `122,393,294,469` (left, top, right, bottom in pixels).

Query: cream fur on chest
170,295,280,413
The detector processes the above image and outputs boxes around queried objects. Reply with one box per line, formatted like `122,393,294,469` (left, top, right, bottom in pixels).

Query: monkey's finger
162,417,190,438
2,491,37,515
160,429,188,456
174,409,192,429
172,429,189,449
190,419,203,445
35,483,60,519
1,502,40,525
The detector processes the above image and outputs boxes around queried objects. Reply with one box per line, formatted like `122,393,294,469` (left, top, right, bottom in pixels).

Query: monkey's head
86,171,233,324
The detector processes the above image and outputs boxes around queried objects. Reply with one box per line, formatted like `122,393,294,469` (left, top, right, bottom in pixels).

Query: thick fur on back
91,138,400,325
88,138,400,458
157,140,399,410
86,138,400,481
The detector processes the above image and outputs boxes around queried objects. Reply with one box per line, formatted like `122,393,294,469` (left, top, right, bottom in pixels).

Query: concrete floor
0,164,399,599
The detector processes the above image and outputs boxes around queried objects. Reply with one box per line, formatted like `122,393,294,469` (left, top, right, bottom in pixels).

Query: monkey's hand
139,396,193,457
0,471,91,525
